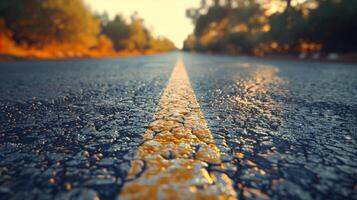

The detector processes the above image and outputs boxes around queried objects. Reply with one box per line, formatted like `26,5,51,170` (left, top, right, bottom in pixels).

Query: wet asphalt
0,52,356,200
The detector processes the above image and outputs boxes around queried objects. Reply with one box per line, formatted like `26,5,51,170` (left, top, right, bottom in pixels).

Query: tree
185,0,357,54
0,0,101,48
126,16,151,51
194,6,229,37
102,15,131,51
150,36,176,52
305,0,357,52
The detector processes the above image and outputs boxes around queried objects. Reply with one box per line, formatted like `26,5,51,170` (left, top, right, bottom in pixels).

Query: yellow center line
118,59,236,200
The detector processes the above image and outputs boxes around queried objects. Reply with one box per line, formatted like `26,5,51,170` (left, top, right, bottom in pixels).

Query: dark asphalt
0,52,356,200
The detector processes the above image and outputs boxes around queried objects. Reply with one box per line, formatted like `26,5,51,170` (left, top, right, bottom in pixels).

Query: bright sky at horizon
84,0,201,48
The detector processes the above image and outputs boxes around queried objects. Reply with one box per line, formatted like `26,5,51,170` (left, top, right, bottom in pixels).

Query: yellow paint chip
119,59,237,200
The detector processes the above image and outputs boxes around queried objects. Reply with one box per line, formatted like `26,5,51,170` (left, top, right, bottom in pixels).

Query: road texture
0,52,356,200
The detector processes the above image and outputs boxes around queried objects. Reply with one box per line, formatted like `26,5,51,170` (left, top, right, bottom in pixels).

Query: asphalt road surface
0,52,356,200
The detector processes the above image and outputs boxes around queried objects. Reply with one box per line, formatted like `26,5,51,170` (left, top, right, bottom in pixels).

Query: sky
84,0,201,48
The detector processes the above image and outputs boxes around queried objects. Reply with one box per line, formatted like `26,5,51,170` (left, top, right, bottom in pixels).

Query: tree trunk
226,0,232,8
285,0,292,13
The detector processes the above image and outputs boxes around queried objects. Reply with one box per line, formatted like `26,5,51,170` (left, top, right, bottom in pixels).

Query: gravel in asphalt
0,52,356,200
184,53,357,200
0,55,176,200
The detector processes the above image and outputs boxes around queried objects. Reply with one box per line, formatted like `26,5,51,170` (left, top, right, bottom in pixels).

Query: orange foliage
0,18,167,60
0,19,25,57
298,40,322,53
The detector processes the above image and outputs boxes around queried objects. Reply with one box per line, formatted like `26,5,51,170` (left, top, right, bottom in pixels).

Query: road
0,52,356,200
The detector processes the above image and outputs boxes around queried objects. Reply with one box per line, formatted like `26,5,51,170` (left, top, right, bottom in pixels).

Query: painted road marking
119,59,236,200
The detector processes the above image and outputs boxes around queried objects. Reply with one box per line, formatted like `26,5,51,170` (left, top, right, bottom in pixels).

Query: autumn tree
185,0,357,54
126,16,151,51
0,0,100,48
150,37,176,52
102,14,131,51
305,0,357,52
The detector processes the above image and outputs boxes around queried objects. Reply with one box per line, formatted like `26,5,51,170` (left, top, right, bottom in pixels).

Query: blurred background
0,0,179,59
184,0,357,60
0,0,356,61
